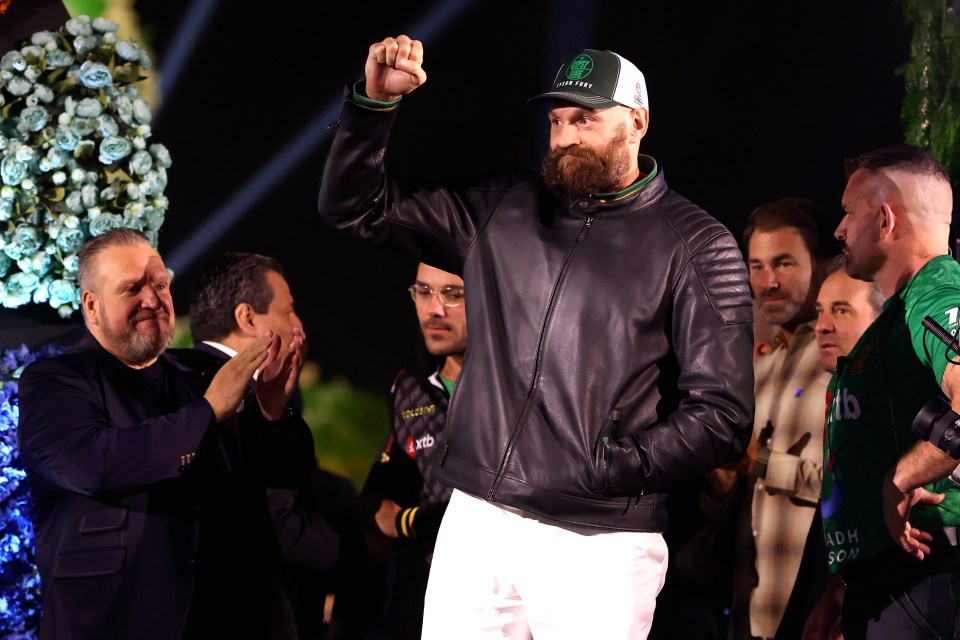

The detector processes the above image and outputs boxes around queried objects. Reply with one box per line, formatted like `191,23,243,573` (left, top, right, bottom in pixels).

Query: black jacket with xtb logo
363,368,452,546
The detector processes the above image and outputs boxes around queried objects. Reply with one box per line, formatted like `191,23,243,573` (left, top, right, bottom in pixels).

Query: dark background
6,0,913,392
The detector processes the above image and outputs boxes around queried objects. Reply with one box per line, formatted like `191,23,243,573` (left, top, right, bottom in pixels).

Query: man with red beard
18,229,308,640
718,198,835,640
317,36,754,639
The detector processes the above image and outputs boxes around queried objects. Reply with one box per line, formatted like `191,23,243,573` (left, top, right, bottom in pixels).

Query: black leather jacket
318,97,754,531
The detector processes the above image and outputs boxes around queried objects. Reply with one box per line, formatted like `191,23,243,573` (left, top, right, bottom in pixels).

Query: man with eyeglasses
335,263,465,639
317,35,754,638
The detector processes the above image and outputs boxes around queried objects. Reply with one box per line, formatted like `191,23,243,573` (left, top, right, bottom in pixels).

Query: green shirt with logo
821,255,960,573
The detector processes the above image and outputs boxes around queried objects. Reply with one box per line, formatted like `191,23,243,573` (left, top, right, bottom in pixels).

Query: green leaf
63,0,109,18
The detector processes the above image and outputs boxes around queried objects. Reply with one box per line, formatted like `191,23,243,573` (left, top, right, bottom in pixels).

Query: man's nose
756,269,779,291
292,315,306,340
427,293,447,316
834,218,847,241
815,314,833,335
140,287,161,308
554,124,579,149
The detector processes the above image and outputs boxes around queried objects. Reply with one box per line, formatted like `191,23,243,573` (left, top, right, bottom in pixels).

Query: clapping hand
204,334,271,422
256,327,305,421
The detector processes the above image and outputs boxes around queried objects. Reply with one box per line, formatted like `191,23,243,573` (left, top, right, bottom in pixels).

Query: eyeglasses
408,283,465,308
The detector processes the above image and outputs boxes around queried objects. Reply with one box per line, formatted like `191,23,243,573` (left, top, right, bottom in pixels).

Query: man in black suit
18,229,307,640
189,252,342,639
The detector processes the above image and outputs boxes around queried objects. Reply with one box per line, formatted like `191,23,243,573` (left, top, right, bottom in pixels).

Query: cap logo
565,54,594,80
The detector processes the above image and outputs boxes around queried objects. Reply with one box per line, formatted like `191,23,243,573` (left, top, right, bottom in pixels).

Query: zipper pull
578,216,594,241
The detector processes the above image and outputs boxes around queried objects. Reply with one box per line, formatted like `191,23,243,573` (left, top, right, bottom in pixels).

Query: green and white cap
528,49,649,111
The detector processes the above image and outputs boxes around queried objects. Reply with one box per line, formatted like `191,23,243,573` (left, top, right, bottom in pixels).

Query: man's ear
630,107,649,142
233,303,258,336
878,202,896,240
81,290,99,325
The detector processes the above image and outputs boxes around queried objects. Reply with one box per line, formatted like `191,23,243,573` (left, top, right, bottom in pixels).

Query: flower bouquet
0,15,170,317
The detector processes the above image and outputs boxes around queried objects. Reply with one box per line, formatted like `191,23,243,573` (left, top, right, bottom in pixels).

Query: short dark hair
189,252,285,343
742,197,836,261
77,228,152,293
844,144,949,182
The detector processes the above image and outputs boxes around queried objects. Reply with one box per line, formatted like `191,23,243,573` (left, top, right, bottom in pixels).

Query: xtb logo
827,389,861,422
405,434,436,458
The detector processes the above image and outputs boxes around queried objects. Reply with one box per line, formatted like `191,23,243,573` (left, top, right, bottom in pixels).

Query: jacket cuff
395,506,419,539
763,450,802,492
351,80,401,110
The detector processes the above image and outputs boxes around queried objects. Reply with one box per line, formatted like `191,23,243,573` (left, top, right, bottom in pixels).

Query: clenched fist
364,34,426,101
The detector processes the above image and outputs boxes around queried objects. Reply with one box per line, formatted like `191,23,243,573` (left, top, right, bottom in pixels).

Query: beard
100,305,174,365
543,126,632,197
757,290,810,328
843,243,886,282
421,318,467,359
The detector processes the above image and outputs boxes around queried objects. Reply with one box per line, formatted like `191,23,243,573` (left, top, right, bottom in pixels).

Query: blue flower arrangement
0,15,171,317
0,341,64,639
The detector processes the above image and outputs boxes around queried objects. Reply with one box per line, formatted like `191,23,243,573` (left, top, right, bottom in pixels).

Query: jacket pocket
593,408,622,492
78,507,128,534
53,547,125,578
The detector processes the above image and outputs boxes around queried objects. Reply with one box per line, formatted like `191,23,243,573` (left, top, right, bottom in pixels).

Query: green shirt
822,255,960,572
438,373,456,396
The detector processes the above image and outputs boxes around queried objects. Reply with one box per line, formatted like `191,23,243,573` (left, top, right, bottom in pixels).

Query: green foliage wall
899,0,960,185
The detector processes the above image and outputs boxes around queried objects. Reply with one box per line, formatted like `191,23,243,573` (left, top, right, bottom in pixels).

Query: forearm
317,96,487,269
395,501,448,547
892,440,958,491
20,393,214,495
268,488,340,571
247,411,315,488
606,323,754,492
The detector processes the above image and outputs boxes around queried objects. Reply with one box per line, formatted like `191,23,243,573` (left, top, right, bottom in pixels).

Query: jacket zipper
487,212,595,498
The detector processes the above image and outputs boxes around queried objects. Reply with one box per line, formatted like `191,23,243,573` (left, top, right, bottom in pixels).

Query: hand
704,467,737,499
256,328,305,421
374,498,402,538
365,35,426,101
204,335,270,422
881,468,944,559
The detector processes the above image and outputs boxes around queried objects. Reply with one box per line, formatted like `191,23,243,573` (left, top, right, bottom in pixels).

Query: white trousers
421,489,668,640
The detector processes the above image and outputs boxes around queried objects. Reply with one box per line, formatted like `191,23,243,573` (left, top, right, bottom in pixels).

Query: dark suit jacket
18,336,307,640
192,341,340,572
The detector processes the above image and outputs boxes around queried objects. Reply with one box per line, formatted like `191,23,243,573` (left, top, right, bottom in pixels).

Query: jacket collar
559,157,669,219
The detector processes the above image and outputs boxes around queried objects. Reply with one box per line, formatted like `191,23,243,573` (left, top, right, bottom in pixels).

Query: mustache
131,309,168,323
551,145,604,166
424,320,452,330
759,292,787,301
